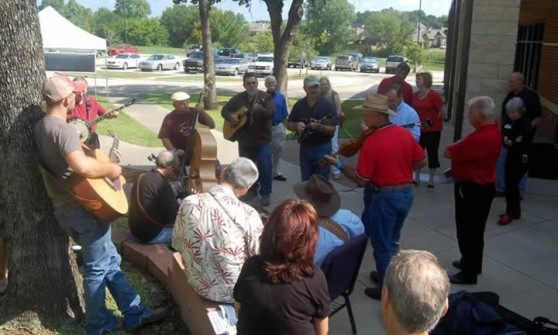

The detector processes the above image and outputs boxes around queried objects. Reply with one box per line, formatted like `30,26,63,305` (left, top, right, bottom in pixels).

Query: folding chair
320,234,368,334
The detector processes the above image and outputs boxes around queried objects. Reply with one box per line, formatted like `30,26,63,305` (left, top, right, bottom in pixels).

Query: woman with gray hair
498,97,534,225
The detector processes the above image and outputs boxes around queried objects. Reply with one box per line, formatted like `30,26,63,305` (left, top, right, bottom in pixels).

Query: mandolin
68,131,128,221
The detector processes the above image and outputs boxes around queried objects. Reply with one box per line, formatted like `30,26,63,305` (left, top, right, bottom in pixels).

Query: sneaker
126,308,167,332
364,287,382,300
332,173,341,180
449,271,477,285
260,195,270,207
369,270,379,284
240,192,257,202
498,213,513,225
273,175,287,181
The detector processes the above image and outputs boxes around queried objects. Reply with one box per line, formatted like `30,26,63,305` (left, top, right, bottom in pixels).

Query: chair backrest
320,234,368,300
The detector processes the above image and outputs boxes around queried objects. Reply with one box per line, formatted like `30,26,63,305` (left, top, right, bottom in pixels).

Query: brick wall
461,0,520,134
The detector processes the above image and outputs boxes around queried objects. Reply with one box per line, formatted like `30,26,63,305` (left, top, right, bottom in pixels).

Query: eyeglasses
245,81,257,85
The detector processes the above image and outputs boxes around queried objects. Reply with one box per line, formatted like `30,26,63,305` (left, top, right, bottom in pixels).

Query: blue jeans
361,185,413,288
300,142,332,181
54,204,152,335
147,227,173,246
240,143,272,196
496,146,527,197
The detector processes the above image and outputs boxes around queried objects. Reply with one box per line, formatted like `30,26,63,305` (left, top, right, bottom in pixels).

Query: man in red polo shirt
377,62,413,105
68,77,118,149
324,94,426,300
444,96,501,285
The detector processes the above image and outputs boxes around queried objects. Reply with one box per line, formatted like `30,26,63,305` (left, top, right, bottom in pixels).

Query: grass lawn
95,97,161,147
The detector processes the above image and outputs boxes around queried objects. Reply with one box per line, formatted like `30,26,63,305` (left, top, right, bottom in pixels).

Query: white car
139,54,181,71
106,53,144,70
248,55,274,76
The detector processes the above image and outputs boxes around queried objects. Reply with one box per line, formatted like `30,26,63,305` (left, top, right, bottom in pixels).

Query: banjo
68,99,135,142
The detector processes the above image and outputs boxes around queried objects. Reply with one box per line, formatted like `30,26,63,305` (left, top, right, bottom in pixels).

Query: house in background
248,22,271,37
445,0,558,143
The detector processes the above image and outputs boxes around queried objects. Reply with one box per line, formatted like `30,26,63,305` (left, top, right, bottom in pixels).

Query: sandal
427,184,435,190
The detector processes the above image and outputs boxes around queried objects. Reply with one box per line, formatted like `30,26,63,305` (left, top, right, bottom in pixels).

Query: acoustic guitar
223,93,270,142
68,99,135,142
68,132,128,221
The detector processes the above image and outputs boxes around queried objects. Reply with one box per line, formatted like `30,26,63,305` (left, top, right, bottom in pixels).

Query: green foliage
405,43,424,64
290,31,318,60
210,10,250,47
114,0,151,19
252,31,275,53
160,5,199,48
126,18,169,46
303,0,355,55
363,11,414,55
38,0,65,12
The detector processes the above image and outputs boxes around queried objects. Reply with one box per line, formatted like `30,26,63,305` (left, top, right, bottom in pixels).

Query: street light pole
417,0,422,44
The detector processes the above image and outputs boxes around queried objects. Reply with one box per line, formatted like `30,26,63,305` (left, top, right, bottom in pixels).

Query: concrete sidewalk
102,95,558,334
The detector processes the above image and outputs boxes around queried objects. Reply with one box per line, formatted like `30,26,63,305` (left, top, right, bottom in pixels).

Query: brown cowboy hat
353,94,397,116
293,174,341,217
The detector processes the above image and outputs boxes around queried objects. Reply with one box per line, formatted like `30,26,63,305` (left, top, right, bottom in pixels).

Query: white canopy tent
39,6,106,52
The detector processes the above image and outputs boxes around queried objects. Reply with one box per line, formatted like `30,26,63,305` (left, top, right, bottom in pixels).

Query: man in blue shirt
293,174,364,265
385,84,421,142
265,75,289,182
288,75,339,181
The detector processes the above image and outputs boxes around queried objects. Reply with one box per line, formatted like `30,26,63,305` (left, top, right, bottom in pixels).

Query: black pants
455,182,495,275
419,131,441,169
505,154,528,218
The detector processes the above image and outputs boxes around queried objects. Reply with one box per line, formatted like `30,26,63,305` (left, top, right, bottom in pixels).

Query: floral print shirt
173,185,263,303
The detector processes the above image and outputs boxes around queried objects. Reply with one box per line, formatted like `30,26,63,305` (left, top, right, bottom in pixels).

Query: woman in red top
412,72,445,189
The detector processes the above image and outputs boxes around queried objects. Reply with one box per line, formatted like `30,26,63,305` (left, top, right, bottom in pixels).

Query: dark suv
184,49,220,73
218,48,242,58
385,55,408,74
335,55,359,71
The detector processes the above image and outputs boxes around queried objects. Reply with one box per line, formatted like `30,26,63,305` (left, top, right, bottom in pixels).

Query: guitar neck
109,135,120,163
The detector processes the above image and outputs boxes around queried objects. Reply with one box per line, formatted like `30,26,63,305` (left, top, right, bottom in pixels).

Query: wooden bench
112,229,219,335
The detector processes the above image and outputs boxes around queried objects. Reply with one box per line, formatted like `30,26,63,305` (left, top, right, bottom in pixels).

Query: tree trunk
264,0,305,94
0,0,85,328
199,0,218,109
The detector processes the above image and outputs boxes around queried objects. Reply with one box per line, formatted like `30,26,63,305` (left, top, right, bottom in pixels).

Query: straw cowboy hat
353,94,397,116
293,174,341,217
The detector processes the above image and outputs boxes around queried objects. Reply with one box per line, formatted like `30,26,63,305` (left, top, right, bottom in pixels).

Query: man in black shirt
496,71,542,195
288,75,339,181
128,150,179,246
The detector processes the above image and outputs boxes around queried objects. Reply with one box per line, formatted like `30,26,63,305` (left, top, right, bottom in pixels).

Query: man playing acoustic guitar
221,73,275,207
35,75,164,334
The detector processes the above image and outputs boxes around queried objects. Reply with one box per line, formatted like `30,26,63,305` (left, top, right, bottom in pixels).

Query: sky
44,0,452,21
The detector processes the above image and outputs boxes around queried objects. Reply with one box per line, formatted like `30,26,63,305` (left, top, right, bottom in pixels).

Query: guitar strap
319,217,349,242
135,173,165,229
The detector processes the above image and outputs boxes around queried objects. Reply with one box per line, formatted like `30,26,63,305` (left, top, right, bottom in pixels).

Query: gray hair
222,157,259,189
384,250,450,333
505,97,525,114
264,75,277,85
385,83,402,97
468,96,496,119
155,150,178,169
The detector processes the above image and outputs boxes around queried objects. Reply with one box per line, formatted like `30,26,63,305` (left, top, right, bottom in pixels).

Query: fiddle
318,126,376,171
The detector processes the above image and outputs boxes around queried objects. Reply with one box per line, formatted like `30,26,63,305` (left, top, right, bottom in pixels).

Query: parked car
108,46,139,56
106,53,144,70
139,54,181,71
185,45,202,57
335,54,359,71
348,53,363,68
385,55,408,74
183,49,220,73
215,58,249,76
244,53,257,63
360,57,380,73
218,48,243,58
310,56,332,70
249,55,274,76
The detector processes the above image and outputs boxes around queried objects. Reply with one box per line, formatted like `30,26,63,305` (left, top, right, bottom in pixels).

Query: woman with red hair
233,199,330,335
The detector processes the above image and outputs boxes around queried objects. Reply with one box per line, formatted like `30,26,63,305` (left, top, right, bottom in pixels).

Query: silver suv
335,55,359,71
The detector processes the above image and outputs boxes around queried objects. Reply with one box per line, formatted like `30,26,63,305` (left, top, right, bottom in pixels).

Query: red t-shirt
356,124,426,186
447,123,501,184
67,96,108,133
377,77,414,105
412,90,444,132
157,109,197,151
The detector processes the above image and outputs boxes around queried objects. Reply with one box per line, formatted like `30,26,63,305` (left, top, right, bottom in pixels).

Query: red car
108,46,139,56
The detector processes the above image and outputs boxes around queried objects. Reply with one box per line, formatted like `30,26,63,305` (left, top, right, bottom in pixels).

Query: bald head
508,72,525,93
